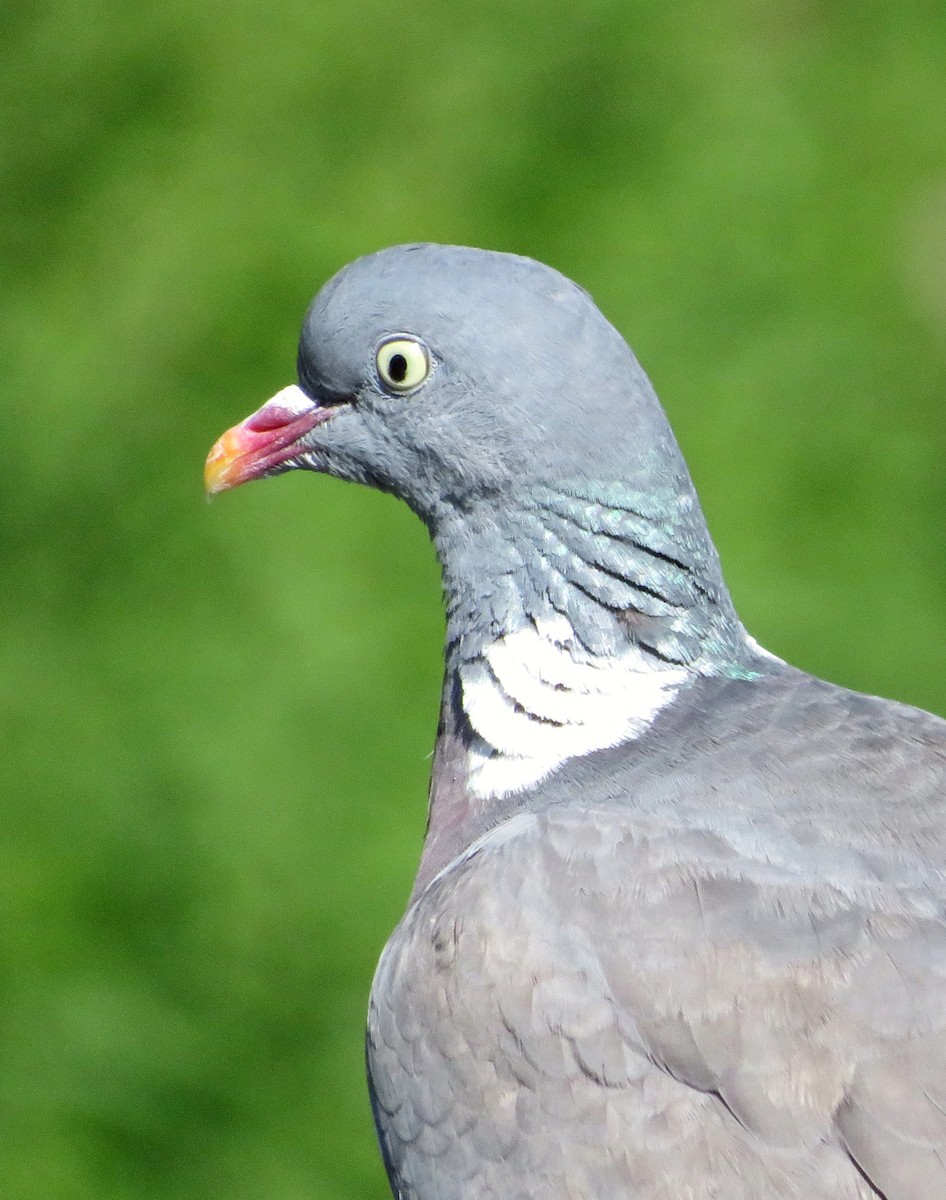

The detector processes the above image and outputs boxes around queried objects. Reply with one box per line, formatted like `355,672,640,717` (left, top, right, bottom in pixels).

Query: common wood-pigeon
206,244,946,1200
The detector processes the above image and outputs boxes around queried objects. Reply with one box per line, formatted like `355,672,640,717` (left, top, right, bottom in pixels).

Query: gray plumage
209,244,946,1199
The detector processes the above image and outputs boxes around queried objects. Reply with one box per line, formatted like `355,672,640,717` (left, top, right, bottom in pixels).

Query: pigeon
205,244,946,1200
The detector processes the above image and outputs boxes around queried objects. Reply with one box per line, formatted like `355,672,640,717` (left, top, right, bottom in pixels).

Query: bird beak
205,385,328,495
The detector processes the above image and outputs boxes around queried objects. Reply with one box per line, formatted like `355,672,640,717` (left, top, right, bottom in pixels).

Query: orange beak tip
203,428,243,496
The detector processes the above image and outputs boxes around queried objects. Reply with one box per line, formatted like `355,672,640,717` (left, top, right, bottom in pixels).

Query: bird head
207,244,691,523
207,244,743,667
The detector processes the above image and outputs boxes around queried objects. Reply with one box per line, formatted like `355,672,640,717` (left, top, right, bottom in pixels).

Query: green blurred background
3,2,946,1196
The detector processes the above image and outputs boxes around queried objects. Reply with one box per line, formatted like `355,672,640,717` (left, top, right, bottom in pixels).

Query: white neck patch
458,613,689,800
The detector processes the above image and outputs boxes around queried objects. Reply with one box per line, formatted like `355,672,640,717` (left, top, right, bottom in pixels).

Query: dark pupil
388,353,408,383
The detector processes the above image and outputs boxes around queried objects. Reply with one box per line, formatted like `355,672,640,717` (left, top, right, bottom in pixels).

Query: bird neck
413,479,759,894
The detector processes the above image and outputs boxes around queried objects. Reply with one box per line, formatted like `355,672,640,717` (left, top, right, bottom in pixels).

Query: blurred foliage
2,1,946,1196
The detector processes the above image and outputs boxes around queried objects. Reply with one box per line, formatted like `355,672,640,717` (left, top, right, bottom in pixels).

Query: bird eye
376,337,430,392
